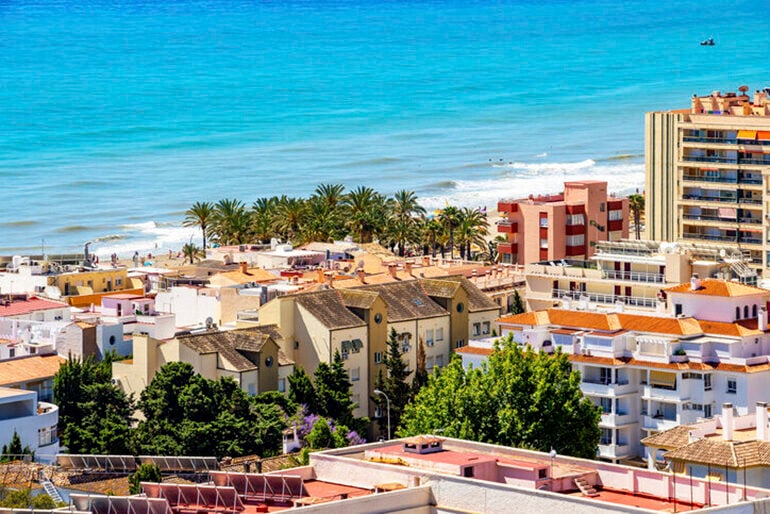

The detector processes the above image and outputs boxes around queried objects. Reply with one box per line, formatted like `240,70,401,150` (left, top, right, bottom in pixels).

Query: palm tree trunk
449,228,454,260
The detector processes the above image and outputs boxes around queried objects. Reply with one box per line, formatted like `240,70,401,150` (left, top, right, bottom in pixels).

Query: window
566,234,585,246
704,404,712,418
753,305,758,317
482,322,490,335
455,339,465,349
435,355,444,367
599,397,612,413
540,238,548,249
566,214,584,225
600,428,612,445
350,367,360,382
599,203,606,212
436,328,444,341
425,329,434,346
341,349,349,360
400,334,411,353
115,278,123,287
278,378,286,393
472,323,481,336
38,426,57,447
727,378,737,394
374,313,383,324
704,374,712,391
675,304,683,316
265,356,273,367
744,306,749,318
374,352,383,364
538,468,548,479
456,303,464,313
9,348,14,358
426,356,435,369
608,210,623,221
463,467,474,478
109,335,116,346
736,307,741,320
539,217,549,228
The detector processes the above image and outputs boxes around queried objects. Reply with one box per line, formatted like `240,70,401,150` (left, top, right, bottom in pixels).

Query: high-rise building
646,87,770,275
497,180,629,265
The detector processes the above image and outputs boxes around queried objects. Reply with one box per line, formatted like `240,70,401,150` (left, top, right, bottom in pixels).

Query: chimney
405,261,413,276
240,261,248,275
357,268,366,284
759,307,768,331
317,268,325,284
722,403,734,441
388,264,398,279
757,402,769,442
690,273,701,291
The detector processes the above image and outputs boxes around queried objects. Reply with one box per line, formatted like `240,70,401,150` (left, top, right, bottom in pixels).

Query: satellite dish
720,249,726,258
205,317,214,329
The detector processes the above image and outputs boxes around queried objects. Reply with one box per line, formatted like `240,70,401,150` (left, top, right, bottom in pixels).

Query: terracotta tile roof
177,328,277,372
358,281,447,322
616,313,702,336
419,278,462,298
0,297,69,317
665,279,769,297
454,346,494,356
295,290,367,330
338,289,380,309
0,355,65,386
641,425,694,450
498,311,551,326
664,439,770,468
567,353,770,374
698,319,763,337
207,267,278,286
435,275,501,313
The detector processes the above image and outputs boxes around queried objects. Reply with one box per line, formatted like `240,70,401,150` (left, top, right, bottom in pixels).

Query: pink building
497,180,629,265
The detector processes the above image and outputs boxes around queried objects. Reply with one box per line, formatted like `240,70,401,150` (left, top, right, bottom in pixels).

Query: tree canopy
373,328,413,438
398,337,601,459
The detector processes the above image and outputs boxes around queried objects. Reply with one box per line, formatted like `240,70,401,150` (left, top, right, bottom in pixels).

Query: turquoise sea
2,0,770,256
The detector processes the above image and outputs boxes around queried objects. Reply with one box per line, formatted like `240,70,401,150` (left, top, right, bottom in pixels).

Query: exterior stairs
41,479,63,503
574,477,600,497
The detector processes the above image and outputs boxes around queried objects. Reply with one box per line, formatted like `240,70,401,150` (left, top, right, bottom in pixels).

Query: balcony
600,412,636,427
497,200,518,213
497,242,517,255
642,384,685,401
497,220,518,234
681,233,762,245
682,154,770,166
682,214,762,225
602,269,664,284
681,194,762,205
553,289,658,309
642,415,679,432
597,443,632,460
682,174,762,185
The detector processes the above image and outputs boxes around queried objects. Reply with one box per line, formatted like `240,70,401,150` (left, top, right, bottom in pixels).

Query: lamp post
549,448,557,480
374,389,391,440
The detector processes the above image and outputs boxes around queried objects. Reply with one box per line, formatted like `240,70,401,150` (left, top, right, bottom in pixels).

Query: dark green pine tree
510,290,525,314
314,351,355,427
288,367,318,413
373,328,413,438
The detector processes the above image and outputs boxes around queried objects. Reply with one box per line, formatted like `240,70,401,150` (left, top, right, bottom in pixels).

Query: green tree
373,328,413,437
273,196,307,242
412,337,429,394
212,198,250,245
399,337,601,459
438,206,461,260
288,367,318,413
250,197,279,243
343,186,388,243
183,201,216,249
182,240,204,264
628,193,645,240
0,431,32,463
510,290,525,314
29,493,57,510
128,463,162,495
455,207,489,260
314,351,355,427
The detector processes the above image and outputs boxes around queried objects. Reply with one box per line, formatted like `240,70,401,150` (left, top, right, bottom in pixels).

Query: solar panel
57,454,138,471
209,471,305,503
0,510,90,514
70,495,171,514
139,456,219,472
141,483,244,513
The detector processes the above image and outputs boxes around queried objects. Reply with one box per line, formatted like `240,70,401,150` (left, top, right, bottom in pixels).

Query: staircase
41,479,63,503
574,477,600,497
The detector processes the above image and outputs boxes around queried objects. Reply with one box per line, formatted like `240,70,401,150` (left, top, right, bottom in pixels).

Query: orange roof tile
0,297,69,317
0,355,66,386
665,278,769,297
454,346,494,356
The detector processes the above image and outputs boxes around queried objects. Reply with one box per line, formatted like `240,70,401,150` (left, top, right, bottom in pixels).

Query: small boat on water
700,38,715,46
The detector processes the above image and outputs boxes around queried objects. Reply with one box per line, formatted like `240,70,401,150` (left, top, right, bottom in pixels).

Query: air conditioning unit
111,378,120,386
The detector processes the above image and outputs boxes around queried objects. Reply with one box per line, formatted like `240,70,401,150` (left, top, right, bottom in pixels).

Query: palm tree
456,207,489,260
301,195,342,243
273,196,306,242
344,186,386,243
183,201,215,249
628,193,645,240
182,240,204,264
438,205,461,259
392,189,426,223
212,198,250,245
314,183,346,210
251,197,279,243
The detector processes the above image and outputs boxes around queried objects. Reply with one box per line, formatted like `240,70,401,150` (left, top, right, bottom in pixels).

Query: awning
650,370,676,388
718,207,737,218
737,130,757,139
757,131,770,141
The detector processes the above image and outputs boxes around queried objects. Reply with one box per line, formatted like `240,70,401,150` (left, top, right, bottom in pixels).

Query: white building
0,387,59,463
463,277,770,463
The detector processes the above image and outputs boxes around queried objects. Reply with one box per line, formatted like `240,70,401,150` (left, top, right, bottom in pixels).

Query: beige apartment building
646,87,770,275
497,180,629,266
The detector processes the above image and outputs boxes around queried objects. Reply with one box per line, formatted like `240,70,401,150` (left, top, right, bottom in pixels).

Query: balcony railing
553,289,657,308
681,194,761,205
602,270,665,283
682,214,762,224
682,135,770,146
682,174,762,185
682,233,762,245
682,155,770,166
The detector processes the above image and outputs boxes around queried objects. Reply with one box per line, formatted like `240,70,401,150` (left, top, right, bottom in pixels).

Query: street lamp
549,448,557,480
374,388,391,440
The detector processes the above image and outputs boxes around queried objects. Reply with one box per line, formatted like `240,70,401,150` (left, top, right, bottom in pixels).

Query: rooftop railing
552,289,658,308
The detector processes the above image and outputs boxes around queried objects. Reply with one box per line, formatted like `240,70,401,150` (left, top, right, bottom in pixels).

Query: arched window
744,306,749,319
753,305,758,318
736,307,741,320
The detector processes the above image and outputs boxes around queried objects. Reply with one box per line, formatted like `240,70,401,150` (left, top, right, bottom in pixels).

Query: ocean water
2,0,770,256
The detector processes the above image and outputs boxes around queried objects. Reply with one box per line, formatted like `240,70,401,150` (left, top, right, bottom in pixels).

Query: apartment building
253,276,500,419
525,239,757,312
481,277,770,463
0,387,59,463
496,180,629,266
646,87,770,275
